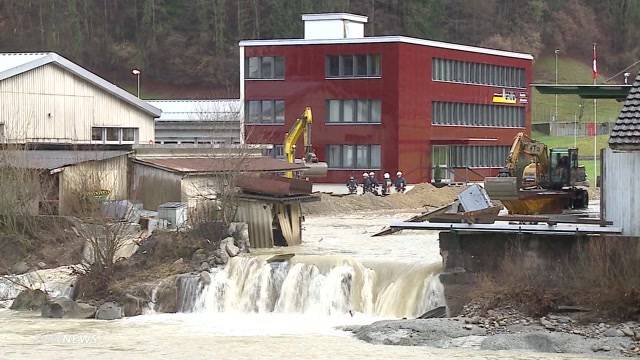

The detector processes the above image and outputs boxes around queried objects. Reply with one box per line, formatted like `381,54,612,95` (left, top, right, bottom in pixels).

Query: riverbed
0,212,617,359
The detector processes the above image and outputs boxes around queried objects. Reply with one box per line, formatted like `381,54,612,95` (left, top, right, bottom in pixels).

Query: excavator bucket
302,161,328,177
484,177,519,200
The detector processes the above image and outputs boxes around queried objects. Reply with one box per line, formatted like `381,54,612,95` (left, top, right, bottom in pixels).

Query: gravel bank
353,317,636,357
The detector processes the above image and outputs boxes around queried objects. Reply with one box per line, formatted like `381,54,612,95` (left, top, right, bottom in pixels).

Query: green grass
580,159,600,184
531,131,604,182
532,56,622,124
531,131,608,157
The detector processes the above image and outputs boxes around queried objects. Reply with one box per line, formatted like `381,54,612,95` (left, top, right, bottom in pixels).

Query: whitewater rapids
177,255,444,319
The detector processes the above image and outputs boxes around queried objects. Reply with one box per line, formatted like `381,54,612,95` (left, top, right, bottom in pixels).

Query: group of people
346,171,406,195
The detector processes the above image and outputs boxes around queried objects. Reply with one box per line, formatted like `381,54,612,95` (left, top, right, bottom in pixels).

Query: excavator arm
502,132,549,184
282,107,327,178
284,106,313,167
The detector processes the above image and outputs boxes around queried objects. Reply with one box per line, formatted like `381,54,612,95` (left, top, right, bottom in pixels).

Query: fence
533,122,613,137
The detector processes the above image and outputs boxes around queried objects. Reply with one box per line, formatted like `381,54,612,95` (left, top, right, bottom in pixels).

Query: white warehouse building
0,52,161,146
148,99,241,145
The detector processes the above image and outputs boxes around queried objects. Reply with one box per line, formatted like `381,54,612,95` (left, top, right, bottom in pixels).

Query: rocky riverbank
350,306,640,357
1,221,251,320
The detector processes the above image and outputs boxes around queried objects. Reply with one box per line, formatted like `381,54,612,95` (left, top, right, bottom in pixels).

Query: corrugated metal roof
610,72,640,150
134,157,305,174
0,150,130,170
147,100,240,122
0,52,161,117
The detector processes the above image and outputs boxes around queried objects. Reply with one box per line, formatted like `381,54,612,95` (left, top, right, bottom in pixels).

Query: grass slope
532,56,623,124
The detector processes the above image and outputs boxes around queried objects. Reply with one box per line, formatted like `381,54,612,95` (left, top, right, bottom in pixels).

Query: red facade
243,41,532,183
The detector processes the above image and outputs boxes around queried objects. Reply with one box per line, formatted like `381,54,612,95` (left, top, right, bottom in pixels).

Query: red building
240,13,533,183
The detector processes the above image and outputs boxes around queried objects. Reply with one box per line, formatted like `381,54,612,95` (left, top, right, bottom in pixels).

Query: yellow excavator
283,106,328,178
484,132,589,215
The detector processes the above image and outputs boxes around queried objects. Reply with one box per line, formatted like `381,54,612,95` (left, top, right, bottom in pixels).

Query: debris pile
302,183,461,215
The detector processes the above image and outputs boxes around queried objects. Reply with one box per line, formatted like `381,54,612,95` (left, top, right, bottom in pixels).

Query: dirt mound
0,217,86,275
303,183,462,215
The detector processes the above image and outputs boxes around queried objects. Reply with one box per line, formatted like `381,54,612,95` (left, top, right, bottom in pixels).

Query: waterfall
180,255,445,319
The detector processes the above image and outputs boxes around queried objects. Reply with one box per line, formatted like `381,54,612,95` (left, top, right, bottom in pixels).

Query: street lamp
554,48,559,123
132,69,141,98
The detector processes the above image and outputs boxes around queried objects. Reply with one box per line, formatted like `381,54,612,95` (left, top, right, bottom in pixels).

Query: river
0,212,603,359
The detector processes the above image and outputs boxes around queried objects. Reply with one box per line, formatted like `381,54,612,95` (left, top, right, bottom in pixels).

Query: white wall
603,148,640,235
0,64,155,144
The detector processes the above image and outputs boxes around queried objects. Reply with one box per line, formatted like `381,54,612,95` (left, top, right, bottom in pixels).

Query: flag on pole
592,43,598,184
592,43,598,83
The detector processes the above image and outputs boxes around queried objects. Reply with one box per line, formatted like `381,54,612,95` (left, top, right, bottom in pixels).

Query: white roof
0,52,161,117
239,35,533,60
301,13,368,23
147,99,240,122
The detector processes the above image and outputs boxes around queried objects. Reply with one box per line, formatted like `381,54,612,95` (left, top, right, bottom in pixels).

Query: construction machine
283,106,328,178
484,132,589,215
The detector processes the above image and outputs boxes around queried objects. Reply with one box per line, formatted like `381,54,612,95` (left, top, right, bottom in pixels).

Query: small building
240,13,533,183
130,155,304,211
0,150,130,215
603,71,640,236
148,100,241,145
0,52,161,147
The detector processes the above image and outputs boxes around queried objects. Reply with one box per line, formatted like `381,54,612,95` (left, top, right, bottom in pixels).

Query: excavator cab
548,148,585,189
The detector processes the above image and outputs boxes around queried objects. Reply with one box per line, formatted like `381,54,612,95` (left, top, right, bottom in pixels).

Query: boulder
10,289,48,311
211,249,229,265
41,297,96,319
122,293,147,317
603,328,624,337
221,237,240,257
621,327,634,337
191,249,207,264
155,276,178,313
37,262,47,269
11,261,29,275
172,258,184,267
229,223,250,252
95,302,122,320
200,262,210,271
200,271,211,285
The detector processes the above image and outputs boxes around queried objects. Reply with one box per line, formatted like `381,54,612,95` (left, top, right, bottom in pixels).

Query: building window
264,144,285,159
432,102,525,128
245,100,285,124
326,99,382,123
326,54,381,78
432,58,525,88
92,127,103,141
443,145,510,168
122,128,137,142
91,127,139,144
326,144,381,169
245,56,285,79
106,128,119,142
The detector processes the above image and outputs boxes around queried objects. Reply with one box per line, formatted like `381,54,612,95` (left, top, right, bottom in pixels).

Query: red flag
592,43,597,82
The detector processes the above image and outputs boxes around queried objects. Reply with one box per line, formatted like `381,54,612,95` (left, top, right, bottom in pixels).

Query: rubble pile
303,183,462,215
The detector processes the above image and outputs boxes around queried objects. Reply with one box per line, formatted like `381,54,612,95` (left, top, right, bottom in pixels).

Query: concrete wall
131,163,183,211
438,231,589,315
0,64,155,144
58,155,129,215
603,149,640,236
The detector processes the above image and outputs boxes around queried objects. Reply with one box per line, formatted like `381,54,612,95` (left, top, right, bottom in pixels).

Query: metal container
158,202,188,228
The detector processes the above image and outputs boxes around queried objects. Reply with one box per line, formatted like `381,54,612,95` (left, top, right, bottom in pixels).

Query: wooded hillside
1,0,639,97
